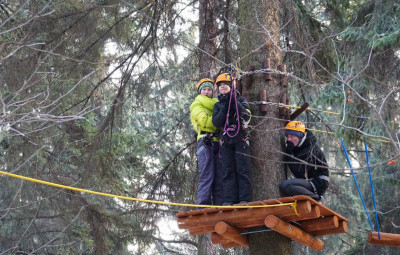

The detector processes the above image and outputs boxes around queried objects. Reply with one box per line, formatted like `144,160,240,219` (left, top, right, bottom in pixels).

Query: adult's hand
286,141,295,154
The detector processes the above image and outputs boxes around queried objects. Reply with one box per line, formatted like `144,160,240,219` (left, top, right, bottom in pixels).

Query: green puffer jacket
190,95,219,141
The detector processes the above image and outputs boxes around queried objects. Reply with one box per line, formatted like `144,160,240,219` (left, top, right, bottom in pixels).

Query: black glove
219,94,230,103
229,97,237,113
202,133,212,147
286,141,295,154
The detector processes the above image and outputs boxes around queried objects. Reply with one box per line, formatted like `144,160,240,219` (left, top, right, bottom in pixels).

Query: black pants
279,178,321,201
220,135,252,204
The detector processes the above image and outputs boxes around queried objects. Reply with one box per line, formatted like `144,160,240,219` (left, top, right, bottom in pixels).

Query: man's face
218,82,231,95
287,134,301,147
200,86,213,97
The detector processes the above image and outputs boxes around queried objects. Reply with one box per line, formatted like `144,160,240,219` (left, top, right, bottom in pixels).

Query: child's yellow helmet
215,73,231,85
196,78,214,94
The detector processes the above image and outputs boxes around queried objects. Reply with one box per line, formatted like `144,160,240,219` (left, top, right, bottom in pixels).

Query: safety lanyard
223,76,241,138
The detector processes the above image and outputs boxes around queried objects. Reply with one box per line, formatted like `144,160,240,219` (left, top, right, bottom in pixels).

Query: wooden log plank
189,226,215,235
215,221,249,248
242,91,250,102
265,215,324,252
299,216,339,232
263,199,283,204
244,65,255,88
279,64,287,88
200,208,220,214
177,196,348,230
177,206,235,223
176,211,189,217
262,58,272,81
177,195,342,218
180,201,310,230
184,204,312,233
311,221,347,237
178,200,311,229
368,231,400,247
179,198,298,219
211,232,227,244
177,202,264,219
221,242,242,248
186,210,204,216
282,205,321,223
290,102,309,121
289,195,349,222
259,89,268,113
212,231,245,248
189,225,247,235
233,205,319,229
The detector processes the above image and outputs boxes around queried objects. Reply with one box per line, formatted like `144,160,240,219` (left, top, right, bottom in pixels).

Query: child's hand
202,133,212,147
219,94,230,103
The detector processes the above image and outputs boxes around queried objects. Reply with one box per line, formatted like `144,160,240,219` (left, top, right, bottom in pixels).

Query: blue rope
363,140,381,238
360,116,381,239
341,139,374,230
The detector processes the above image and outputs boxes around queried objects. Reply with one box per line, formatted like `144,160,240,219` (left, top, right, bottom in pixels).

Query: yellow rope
308,128,399,145
291,200,299,216
307,128,335,135
0,170,297,210
278,103,340,116
278,103,400,125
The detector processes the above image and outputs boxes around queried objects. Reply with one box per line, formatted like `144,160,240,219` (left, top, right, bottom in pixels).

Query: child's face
218,82,231,95
200,86,213,98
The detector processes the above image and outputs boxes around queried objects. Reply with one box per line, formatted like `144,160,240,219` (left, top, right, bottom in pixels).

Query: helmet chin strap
298,132,307,147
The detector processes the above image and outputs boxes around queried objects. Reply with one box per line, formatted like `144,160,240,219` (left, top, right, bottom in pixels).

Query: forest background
0,0,399,254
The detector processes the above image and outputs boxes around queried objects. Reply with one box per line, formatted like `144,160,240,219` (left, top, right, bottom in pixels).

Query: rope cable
341,139,374,230
223,73,241,138
361,117,381,239
0,170,297,210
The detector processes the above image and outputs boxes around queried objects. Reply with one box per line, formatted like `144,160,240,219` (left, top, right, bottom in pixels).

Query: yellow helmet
285,121,306,138
196,78,214,94
215,73,231,85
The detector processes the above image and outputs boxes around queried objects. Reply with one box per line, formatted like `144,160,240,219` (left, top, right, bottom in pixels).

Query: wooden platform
176,196,348,250
368,231,400,247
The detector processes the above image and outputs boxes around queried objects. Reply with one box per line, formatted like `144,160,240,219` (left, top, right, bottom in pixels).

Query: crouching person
279,121,329,201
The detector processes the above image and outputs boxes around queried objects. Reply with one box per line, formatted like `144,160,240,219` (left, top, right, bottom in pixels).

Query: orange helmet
196,78,214,94
285,121,306,138
215,73,231,85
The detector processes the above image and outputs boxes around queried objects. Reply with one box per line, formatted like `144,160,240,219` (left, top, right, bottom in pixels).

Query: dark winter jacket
285,130,329,194
212,93,251,130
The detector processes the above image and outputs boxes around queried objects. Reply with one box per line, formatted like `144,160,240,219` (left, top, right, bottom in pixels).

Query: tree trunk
198,1,218,254
198,0,217,78
238,0,292,254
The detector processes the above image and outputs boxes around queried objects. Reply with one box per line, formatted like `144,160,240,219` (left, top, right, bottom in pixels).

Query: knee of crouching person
279,180,289,194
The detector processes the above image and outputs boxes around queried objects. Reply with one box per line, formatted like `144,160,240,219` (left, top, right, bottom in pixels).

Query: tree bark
238,0,292,254
198,1,218,254
198,0,217,78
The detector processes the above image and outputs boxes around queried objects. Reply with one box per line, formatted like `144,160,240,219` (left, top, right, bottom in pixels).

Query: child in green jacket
190,78,223,206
